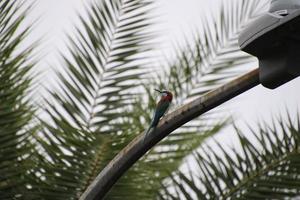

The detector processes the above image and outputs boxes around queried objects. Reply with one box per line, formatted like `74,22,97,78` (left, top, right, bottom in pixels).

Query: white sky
26,0,300,157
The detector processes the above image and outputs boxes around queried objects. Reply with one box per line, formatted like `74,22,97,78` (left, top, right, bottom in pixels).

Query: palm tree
1,0,300,199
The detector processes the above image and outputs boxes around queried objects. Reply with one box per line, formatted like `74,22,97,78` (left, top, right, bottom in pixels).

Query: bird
144,89,173,142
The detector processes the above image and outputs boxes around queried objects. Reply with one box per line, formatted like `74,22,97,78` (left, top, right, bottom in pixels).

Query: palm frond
160,112,300,199
0,1,37,199
36,0,155,199
156,0,268,102
52,0,154,132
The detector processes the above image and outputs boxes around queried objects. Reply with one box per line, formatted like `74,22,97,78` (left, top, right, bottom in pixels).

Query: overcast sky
26,0,300,143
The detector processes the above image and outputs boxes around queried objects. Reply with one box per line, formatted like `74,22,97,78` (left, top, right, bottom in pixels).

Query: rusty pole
80,68,260,200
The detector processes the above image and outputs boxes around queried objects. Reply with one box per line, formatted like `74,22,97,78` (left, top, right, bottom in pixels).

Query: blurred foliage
0,1,38,199
160,113,300,199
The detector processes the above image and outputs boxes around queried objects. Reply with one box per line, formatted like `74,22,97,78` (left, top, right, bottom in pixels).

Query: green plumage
144,99,170,141
150,100,170,128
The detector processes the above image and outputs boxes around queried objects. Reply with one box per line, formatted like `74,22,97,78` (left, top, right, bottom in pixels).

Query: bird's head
155,89,173,102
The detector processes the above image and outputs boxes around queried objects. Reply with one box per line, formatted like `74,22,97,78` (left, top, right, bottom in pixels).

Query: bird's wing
151,100,170,127
157,100,170,117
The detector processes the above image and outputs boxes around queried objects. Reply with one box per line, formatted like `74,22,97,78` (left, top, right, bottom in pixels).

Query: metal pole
80,68,260,200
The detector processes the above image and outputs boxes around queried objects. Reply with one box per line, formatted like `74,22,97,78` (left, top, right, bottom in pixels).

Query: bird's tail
143,126,152,143
143,112,161,143
143,119,155,143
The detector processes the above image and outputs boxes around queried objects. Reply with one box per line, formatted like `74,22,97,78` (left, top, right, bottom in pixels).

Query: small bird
144,89,173,141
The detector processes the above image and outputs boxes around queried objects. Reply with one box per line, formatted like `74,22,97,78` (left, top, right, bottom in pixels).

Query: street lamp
239,0,300,89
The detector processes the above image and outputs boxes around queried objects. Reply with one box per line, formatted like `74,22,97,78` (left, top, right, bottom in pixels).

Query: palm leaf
160,111,300,199
36,0,155,199
0,1,37,199
163,0,269,101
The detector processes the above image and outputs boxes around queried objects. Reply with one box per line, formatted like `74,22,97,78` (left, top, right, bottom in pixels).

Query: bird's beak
154,89,162,93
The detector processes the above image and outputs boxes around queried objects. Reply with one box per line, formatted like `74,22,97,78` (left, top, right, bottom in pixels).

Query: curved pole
80,68,260,200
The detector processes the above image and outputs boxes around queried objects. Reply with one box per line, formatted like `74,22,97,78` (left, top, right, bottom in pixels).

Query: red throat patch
164,92,173,102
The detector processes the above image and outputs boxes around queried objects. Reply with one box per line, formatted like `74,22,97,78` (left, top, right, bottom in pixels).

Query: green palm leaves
49,0,153,132
38,0,155,199
0,1,36,199
160,114,300,199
